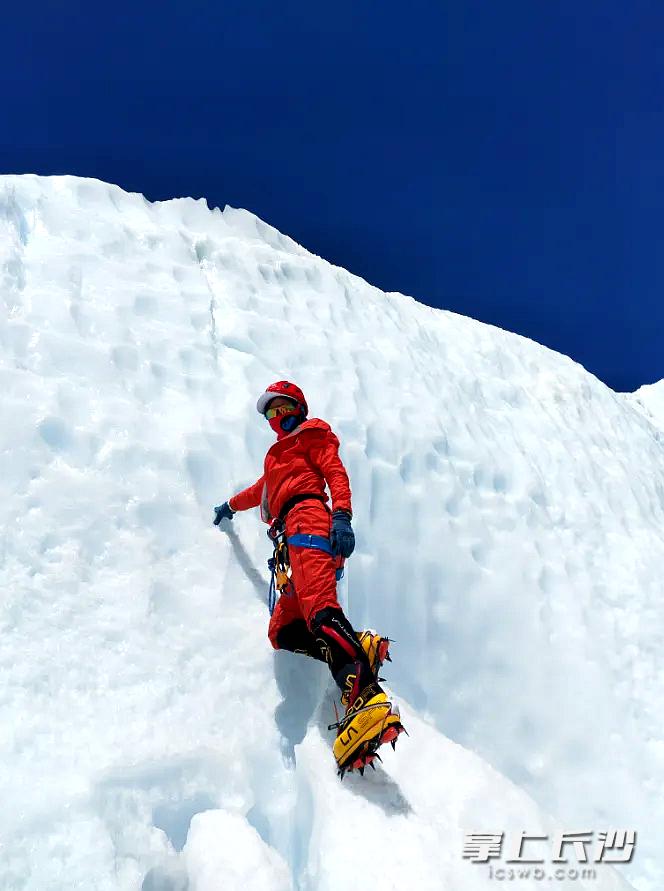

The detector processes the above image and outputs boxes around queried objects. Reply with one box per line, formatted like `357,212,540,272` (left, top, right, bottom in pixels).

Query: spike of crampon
345,749,379,776
335,705,407,780
380,725,402,746
350,752,368,771
378,639,391,664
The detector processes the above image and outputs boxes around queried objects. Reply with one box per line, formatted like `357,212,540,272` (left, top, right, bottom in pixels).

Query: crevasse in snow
0,174,661,890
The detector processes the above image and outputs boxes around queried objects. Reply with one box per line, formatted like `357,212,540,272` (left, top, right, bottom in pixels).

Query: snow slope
626,380,664,434
1,174,662,890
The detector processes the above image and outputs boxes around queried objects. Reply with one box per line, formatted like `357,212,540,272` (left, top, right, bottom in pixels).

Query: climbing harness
267,520,290,615
266,494,345,614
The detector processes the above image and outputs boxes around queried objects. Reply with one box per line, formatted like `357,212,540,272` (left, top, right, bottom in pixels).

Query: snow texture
0,174,661,890
626,380,664,434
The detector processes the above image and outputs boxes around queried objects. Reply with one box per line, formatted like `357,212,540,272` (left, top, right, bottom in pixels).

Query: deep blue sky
3,1,662,391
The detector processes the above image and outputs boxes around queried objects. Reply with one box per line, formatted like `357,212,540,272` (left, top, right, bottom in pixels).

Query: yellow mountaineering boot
339,631,391,708
309,608,406,776
356,630,391,677
332,674,406,778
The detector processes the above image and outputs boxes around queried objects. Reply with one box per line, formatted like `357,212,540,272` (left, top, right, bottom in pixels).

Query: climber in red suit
214,381,403,775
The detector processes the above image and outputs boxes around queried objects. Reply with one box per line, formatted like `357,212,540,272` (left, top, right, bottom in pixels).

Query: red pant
267,500,341,647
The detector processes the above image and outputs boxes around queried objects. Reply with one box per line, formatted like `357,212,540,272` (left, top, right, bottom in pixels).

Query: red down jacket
228,418,352,521
229,418,352,631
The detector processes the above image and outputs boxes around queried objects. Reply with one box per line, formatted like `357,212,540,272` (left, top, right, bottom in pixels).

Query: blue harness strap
268,533,345,615
287,534,345,581
287,533,334,555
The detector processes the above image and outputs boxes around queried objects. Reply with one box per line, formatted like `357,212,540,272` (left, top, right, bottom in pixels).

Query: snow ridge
626,380,664,434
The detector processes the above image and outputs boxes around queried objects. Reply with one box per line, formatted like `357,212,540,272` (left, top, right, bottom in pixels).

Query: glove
213,501,235,525
330,509,355,558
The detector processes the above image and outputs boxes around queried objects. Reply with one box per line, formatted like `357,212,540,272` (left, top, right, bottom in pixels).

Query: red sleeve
307,429,353,516
229,475,265,512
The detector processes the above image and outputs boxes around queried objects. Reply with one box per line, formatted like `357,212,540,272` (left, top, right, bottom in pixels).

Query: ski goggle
264,402,298,420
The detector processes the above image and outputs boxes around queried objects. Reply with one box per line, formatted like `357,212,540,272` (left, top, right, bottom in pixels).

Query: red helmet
256,381,309,416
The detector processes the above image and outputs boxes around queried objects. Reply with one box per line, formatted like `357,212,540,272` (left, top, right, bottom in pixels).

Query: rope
268,557,278,615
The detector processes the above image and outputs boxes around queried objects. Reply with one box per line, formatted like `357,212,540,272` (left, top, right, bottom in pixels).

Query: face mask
268,408,301,436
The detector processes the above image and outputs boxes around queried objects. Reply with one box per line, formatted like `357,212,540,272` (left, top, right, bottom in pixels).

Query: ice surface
0,174,661,889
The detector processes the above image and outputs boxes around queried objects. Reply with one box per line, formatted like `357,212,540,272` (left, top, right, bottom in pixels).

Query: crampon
357,631,392,679
329,695,408,780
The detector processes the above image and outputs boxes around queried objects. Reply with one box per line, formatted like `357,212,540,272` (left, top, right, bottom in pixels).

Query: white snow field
0,174,661,891
627,381,664,434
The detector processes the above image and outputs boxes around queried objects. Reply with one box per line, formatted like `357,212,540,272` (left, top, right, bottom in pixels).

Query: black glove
330,510,355,557
214,502,235,525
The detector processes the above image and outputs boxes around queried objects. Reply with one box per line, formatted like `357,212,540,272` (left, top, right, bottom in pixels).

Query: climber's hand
214,502,235,525
330,510,355,558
